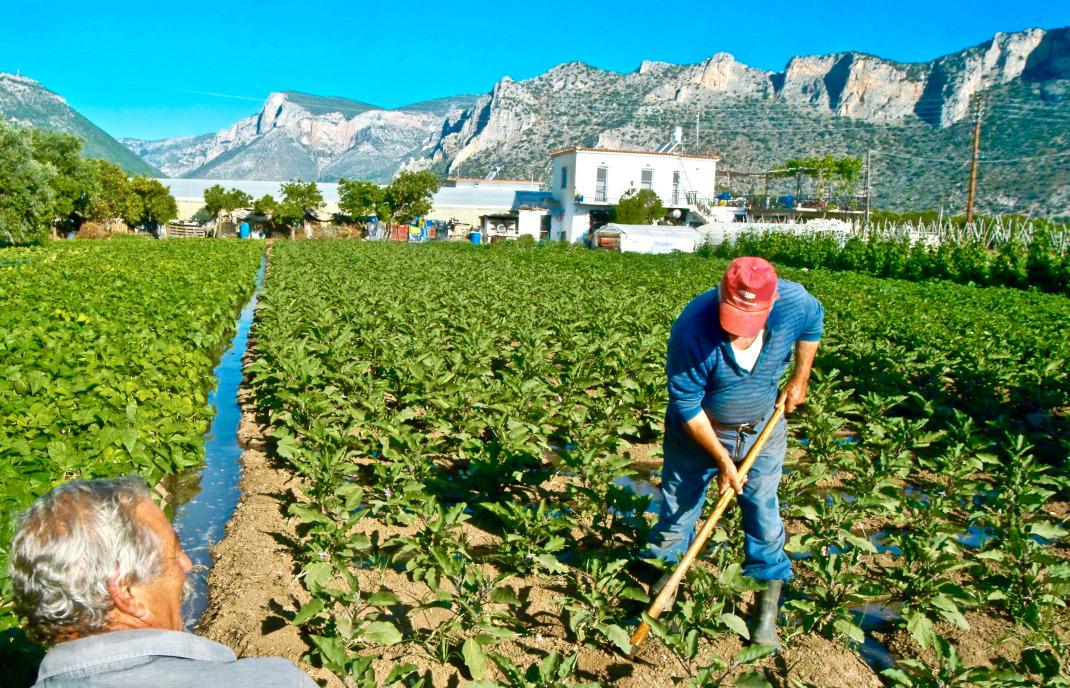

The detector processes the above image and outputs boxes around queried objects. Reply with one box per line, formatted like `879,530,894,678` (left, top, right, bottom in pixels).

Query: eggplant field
248,241,1069,687
0,239,263,635
2,238,1069,687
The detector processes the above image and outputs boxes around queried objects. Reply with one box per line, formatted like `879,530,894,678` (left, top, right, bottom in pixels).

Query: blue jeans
646,412,791,581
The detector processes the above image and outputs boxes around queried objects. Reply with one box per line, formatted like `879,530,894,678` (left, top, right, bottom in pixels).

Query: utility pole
965,96,985,224
864,150,871,225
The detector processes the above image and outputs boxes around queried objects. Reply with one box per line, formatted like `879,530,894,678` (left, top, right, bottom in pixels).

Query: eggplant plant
481,499,573,575
558,556,648,655
467,650,600,688
388,499,521,678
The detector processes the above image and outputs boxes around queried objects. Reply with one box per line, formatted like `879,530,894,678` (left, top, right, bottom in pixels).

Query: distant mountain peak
0,72,156,175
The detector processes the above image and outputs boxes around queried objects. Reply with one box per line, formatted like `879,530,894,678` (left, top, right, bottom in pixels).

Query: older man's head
9,477,193,645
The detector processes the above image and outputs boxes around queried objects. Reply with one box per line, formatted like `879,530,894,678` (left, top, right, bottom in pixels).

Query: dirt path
196,381,342,687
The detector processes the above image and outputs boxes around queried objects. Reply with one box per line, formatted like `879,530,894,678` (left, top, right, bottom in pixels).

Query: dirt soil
197,383,342,688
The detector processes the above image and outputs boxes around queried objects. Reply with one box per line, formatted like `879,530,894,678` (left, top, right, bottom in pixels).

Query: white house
548,147,720,243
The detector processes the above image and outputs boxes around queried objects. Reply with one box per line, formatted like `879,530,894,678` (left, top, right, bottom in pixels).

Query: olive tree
0,122,54,244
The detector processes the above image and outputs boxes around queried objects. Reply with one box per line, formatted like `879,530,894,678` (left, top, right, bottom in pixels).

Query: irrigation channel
171,256,266,629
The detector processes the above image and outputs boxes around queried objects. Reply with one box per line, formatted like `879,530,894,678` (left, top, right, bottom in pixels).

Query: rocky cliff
126,91,476,182
410,25,1069,216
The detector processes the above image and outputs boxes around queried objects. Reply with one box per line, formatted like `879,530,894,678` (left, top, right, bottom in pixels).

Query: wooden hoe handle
629,403,786,652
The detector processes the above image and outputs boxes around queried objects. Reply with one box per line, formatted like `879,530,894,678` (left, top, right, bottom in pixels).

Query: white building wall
550,149,719,243
517,209,546,239
571,150,717,206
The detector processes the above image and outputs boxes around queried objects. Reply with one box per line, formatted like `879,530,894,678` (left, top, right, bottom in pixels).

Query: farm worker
9,477,317,687
646,256,823,650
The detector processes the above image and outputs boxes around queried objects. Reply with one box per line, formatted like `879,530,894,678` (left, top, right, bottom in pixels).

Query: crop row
249,241,1068,687
710,228,1070,295
0,238,264,637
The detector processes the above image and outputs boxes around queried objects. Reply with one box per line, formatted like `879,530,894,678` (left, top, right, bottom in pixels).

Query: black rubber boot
750,579,783,651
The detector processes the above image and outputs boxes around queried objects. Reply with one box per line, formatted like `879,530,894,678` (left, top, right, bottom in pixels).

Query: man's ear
108,573,147,619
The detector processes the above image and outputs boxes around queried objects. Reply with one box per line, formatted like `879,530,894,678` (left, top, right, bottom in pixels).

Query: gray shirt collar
37,629,236,681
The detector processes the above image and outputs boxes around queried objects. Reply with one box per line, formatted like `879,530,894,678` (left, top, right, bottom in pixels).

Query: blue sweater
665,279,824,432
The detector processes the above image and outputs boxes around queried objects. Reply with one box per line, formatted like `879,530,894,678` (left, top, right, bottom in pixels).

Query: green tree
778,155,862,202
384,170,440,224
252,194,278,216
87,160,140,223
29,129,97,235
612,188,664,225
337,178,385,219
203,185,253,216
125,177,177,229
277,181,325,239
0,122,55,244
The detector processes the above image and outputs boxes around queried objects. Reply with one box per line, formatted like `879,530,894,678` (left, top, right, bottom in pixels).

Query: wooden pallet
165,225,208,239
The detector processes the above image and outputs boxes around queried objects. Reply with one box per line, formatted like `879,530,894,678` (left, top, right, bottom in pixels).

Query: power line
871,149,1070,164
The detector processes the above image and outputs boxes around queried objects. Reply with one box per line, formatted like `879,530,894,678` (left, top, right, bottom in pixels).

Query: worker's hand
717,459,746,495
777,377,808,414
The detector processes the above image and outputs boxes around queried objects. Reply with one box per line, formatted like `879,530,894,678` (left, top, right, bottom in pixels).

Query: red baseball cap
719,257,778,337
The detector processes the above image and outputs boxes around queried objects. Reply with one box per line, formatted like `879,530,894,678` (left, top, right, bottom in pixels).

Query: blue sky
1,0,1068,140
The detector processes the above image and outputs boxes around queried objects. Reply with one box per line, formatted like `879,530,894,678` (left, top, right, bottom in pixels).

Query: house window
560,165,568,189
641,168,653,190
595,166,608,202
672,171,681,205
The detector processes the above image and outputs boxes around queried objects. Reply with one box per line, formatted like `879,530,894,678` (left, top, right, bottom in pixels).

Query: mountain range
2,26,1068,214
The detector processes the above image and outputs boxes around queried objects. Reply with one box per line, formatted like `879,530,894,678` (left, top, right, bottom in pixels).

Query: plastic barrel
470,231,482,245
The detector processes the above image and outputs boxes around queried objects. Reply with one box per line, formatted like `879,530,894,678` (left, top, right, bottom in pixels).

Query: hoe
629,402,787,653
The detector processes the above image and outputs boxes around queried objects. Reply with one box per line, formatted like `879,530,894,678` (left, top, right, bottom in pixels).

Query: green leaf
362,620,403,646
843,533,878,553
303,562,332,588
274,431,301,459
122,426,138,454
735,643,775,664
833,618,866,644
906,613,936,650
367,590,400,606
1029,522,1068,541
310,634,348,668
383,663,418,685
291,598,323,625
490,586,521,606
619,586,650,603
463,637,489,680
880,667,912,684
535,554,570,574
733,670,773,688
596,623,632,654
718,612,750,639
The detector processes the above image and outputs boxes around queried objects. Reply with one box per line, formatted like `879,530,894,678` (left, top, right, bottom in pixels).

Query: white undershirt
731,329,764,372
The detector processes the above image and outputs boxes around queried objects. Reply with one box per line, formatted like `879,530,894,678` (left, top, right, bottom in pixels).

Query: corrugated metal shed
162,178,555,223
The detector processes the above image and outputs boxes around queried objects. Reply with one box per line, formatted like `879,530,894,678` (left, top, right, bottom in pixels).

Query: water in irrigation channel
171,256,266,630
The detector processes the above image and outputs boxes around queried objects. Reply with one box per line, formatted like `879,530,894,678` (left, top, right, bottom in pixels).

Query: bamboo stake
630,403,786,652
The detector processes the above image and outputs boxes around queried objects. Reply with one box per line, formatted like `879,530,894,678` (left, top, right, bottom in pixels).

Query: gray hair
8,476,164,644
